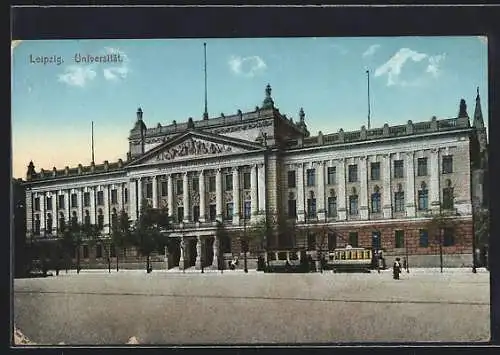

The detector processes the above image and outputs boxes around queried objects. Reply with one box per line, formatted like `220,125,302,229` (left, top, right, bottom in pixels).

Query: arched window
59,212,66,232
394,184,405,212
46,213,53,234
349,188,358,216
328,190,337,218
71,211,78,226
443,179,454,210
97,208,104,230
307,191,316,219
84,210,91,226
418,181,429,211
111,208,118,228
371,186,381,213
288,192,296,218
34,214,41,235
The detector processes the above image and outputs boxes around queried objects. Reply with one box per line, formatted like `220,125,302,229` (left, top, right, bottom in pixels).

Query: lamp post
472,198,478,274
243,211,248,273
405,232,410,273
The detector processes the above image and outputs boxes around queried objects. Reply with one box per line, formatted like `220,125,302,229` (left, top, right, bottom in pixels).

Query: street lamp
404,232,410,273
242,203,248,273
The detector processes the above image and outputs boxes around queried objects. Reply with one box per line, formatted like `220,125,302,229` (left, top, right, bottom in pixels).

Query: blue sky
11,37,488,179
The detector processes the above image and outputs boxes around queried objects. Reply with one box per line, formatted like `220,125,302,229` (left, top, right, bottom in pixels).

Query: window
124,188,128,203
208,176,216,192
327,167,336,185
83,245,89,259
348,165,358,182
46,214,53,233
34,214,40,235
97,209,104,230
288,199,297,218
177,207,184,223
443,228,455,246
71,211,78,226
97,191,104,206
307,233,316,250
371,190,381,213
306,169,315,186
111,189,118,204
394,191,405,213
96,244,102,258
58,195,65,209
394,160,404,179
442,155,453,174
83,192,90,207
328,233,337,250
442,187,454,210
349,195,358,215
192,178,199,192
288,170,296,188
226,203,233,220
348,232,358,247
34,197,40,211
327,196,337,217
395,230,405,248
71,193,78,208
111,210,118,228
418,188,429,211
161,181,168,196
193,205,200,222
371,162,380,181
417,158,428,176
84,211,90,226
110,245,116,257
176,180,183,195
244,201,251,219
419,229,429,247
307,196,317,219
209,204,216,221
145,183,153,198
46,197,52,211
243,173,251,189
225,174,233,191
59,213,65,232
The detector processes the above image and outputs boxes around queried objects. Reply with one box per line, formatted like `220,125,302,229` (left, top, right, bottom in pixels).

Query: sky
11,36,488,179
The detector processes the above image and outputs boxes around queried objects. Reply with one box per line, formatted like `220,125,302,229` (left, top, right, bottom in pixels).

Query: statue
458,99,468,118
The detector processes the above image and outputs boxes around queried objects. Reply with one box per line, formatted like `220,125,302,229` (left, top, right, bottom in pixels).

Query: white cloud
228,55,267,77
426,54,446,77
102,47,130,81
363,44,381,57
375,47,445,87
58,65,97,87
330,44,348,55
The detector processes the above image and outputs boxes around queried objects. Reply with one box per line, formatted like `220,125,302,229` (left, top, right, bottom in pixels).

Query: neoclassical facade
22,85,488,268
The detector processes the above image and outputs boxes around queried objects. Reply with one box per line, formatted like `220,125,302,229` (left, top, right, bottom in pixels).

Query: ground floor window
193,205,200,222
328,232,337,250
209,204,216,221
226,203,234,221
96,244,102,258
394,230,405,248
177,207,184,223
307,233,316,250
244,201,251,219
443,228,455,246
419,229,429,247
348,232,358,247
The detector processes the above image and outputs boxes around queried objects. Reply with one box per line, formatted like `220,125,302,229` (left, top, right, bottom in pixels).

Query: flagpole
203,42,208,120
91,121,95,164
366,69,371,130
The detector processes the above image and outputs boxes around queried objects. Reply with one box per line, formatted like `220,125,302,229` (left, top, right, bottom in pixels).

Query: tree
131,200,171,272
61,220,83,274
425,213,460,273
246,217,268,254
474,209,489,247
110,210,133,272
82,223,106,272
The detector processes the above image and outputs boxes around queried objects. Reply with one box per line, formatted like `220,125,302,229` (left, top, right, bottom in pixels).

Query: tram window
290,252,298,260
365,251,371,259
347,251,351,259
358,251,363,259
352,252,357,260
341,251,346,260
278,252,287,260
268,252,276,261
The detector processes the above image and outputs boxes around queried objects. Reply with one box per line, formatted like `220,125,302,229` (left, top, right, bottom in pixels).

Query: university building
22,85,488,269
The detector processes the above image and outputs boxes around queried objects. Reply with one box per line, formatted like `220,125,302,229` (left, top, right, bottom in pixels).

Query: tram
264,249,308,273
327,246,373,273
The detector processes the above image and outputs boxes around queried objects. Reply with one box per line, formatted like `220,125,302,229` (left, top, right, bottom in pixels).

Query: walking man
393,257,401,280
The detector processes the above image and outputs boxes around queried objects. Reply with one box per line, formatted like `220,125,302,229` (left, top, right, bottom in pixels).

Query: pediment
129,131,264,166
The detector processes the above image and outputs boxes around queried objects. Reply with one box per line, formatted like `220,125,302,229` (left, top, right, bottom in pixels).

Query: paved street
13,268,490,345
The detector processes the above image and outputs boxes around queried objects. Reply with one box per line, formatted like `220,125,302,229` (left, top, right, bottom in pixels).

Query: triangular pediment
129,130,265,166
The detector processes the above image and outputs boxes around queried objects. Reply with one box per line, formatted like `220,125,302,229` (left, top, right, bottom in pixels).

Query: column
77,188,83,223
212,236,219,268
196,236,202,269
232,167,240,225
359,156,369,220
216,169,222,221
405,151,416,217
337,159,347,221
137,178,143,213
152,175,158,208
90,187,96,224
103,185,110,234
128,180,137,221
167,174,174,220
382,155,392,218
317,161,326,221
257,164,266,214
183,172,189,222
51,192,57,233
250,164,258,222
297,163,305,222
429,148,440,212
117,184,123,212
64,191,70,224
39,193,46,234
199,170,206,222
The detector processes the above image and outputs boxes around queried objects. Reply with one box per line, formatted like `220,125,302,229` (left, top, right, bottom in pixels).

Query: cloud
102,47,130,81
363,44,381,57
330,44,348,55
374,48,445,86
58,65,97,87
228,55,267,77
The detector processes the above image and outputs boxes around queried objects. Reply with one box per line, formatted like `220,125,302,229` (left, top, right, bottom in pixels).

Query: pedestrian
393,257,401,280
379,249,386,269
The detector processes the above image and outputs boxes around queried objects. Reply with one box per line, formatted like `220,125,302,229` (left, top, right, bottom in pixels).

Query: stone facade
21,85,488,269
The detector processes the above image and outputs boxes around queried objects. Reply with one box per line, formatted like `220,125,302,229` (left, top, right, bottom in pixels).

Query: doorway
167,237,181,269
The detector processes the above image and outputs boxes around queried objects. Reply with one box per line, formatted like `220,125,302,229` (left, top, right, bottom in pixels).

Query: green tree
131,200,171,272
110,210,133,272
82,223,105,271
61,219,84,274
474,209,489,247
425,213,460,272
